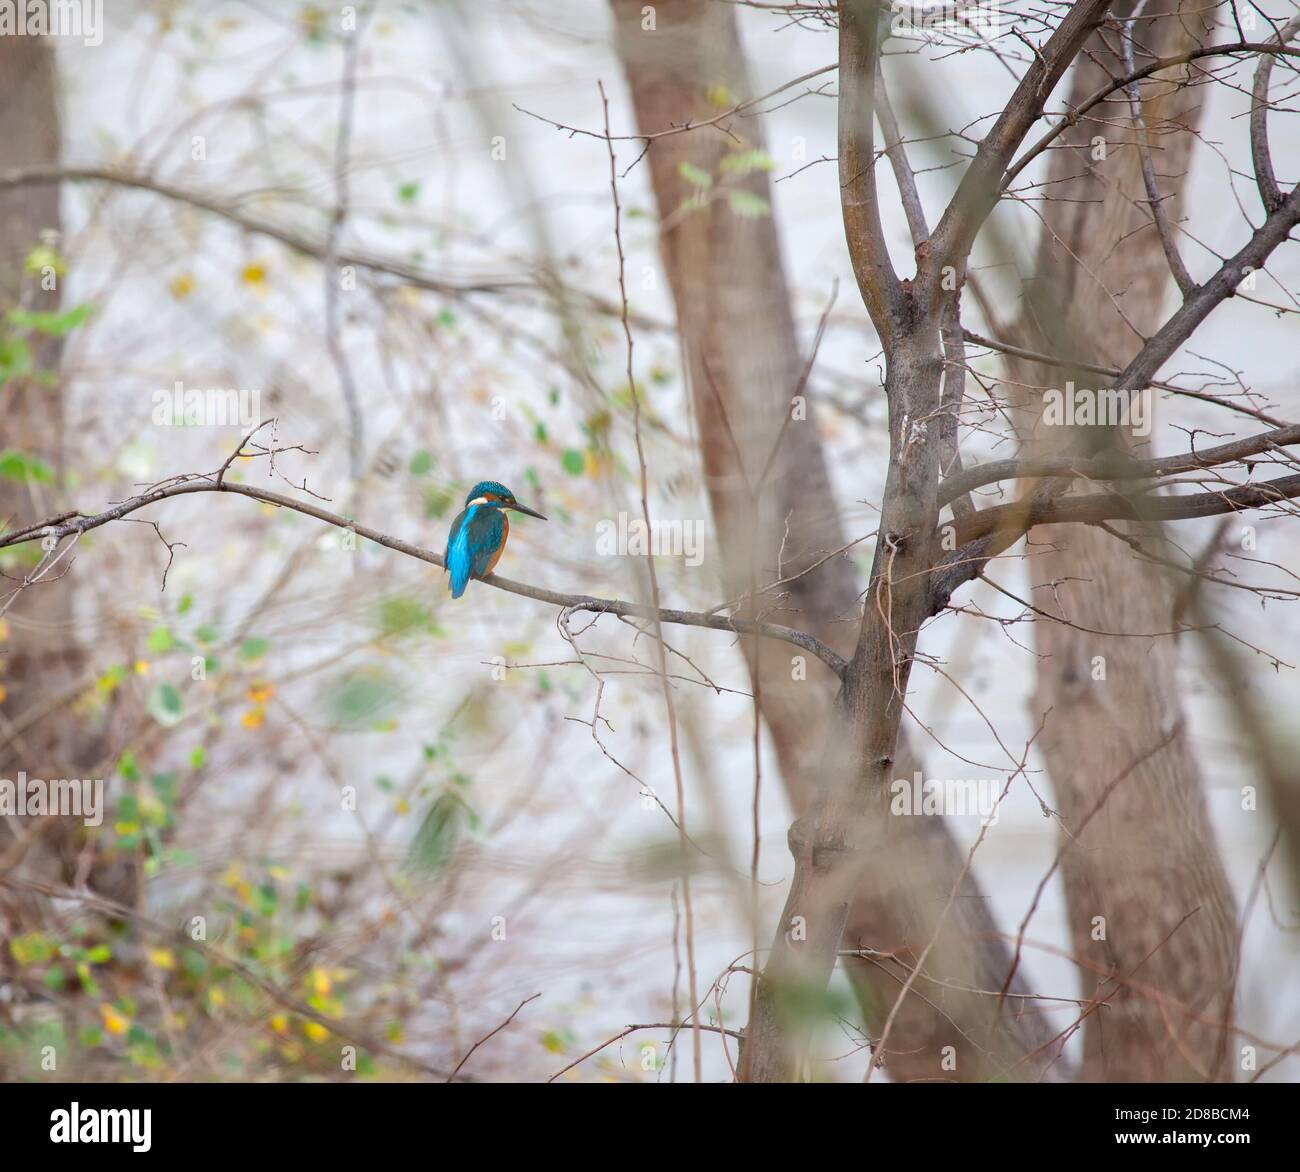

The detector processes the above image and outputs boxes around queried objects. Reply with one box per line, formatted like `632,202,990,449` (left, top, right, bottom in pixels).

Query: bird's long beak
510,500,547,521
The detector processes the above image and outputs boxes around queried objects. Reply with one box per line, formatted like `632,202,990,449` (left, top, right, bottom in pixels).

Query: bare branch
0,477,849,674
927,0,1113,278
1006,40,1300,191
1250,15,1300,215
940,422,1300,506
838,0,904,342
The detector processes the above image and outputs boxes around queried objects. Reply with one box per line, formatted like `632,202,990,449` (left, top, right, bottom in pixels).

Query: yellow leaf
707,84,735,109
311,968,331,997
271,1014,289,1034
0,685,7,704
100,1004,129,1036
169,273,196,300
241,707,265,730
303,1021,330,1043
298,5,326,38
247,683,274,704
241,262,268,288
147,948,175,971
0,618,9,642
134,660,150,675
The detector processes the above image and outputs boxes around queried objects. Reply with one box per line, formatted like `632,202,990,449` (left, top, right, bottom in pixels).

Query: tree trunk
1002,1,1239,1080
612,0,1061,1081
0,36,104,879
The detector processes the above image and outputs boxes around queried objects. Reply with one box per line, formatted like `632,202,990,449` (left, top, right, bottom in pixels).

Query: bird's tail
448,560,471,599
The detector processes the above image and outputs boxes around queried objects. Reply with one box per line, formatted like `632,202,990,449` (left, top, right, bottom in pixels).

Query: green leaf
151,773,179,808
76,962,101,998
0,337,32,385
409,449,434,476
25,242,67,278
378,596,434,637
8,303,93,336
423,484,455,519
147,683,184,727
720,149,777,175
10,932,55,966
540,1028,575,1054
677,161,713,189
397,180,420,203
727,190,771,219
560,449,585,476
255,883,278,917
239,637,269,662
406,792,463,875
147,626,174,654
321,668,403,731
0,449,54,484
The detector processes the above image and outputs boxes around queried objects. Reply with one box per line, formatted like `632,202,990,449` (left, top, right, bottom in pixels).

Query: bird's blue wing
446,507,475,598
446,505,505,599
468,509,506,577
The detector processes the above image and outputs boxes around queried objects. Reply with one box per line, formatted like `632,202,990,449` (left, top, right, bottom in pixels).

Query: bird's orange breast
484,512,509,574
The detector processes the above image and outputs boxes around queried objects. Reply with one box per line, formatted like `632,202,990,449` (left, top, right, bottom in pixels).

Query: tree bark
1001,1,1239,1081
0,35,105,879
612,0,1061,1081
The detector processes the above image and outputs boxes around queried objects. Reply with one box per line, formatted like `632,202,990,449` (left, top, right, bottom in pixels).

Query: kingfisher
444,480,547,598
